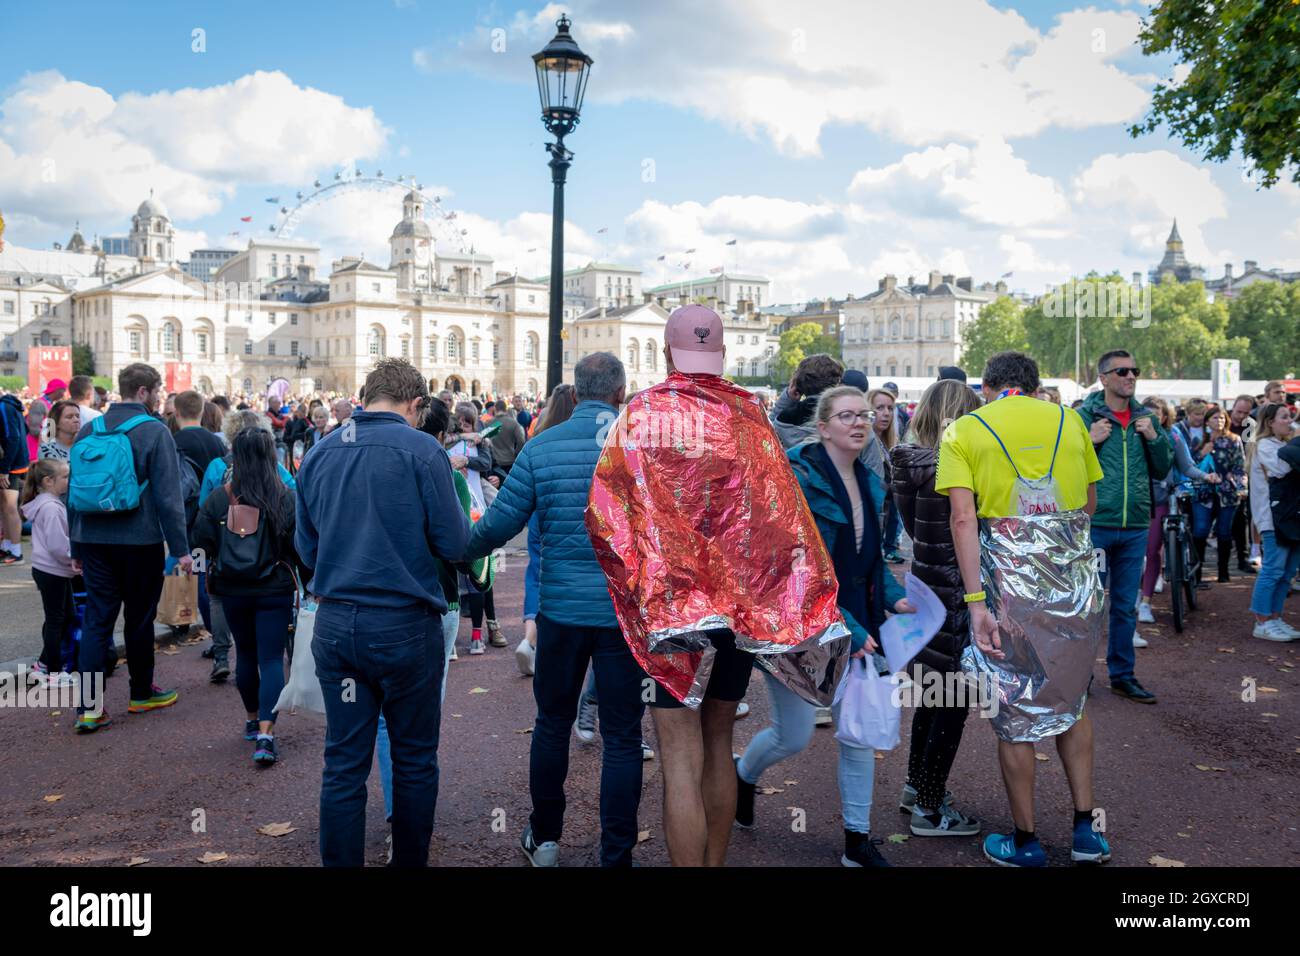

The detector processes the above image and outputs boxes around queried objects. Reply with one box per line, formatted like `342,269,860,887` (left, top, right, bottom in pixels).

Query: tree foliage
959,296,1028,375
1226,280,1300,378
1130,0,1300,187
774,321,840,383
71,342,95,377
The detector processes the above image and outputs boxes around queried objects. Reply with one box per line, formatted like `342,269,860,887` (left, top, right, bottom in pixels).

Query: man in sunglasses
1077,349,1173,704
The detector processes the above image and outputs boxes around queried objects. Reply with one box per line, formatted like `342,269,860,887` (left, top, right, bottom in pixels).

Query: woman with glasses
734,385,912,867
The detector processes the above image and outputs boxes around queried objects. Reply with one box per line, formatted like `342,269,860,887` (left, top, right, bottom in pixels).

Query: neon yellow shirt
935,395,1103,518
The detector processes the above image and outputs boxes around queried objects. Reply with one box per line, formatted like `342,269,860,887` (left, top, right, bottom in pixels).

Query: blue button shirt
295,410,469,610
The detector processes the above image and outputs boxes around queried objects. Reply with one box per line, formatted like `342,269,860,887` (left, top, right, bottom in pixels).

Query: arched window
890,318,900,339
627,339,639,370
525,332,540,368
447,330,462,364
161,322,176,355
875,319,884,339
368,326,384,356
645,339,657,370
427,336,438,360
471,339,480,363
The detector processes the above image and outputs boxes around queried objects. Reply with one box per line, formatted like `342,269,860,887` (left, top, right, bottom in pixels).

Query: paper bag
158,568,198,626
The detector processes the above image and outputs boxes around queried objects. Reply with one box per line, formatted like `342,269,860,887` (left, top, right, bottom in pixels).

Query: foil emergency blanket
586,373,850,708
960,509,1105,742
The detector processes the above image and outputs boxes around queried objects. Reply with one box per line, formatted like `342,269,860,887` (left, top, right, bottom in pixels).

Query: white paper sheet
879,572,945,673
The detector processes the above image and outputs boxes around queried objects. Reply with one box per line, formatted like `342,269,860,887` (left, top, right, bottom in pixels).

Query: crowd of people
2,316,1297,869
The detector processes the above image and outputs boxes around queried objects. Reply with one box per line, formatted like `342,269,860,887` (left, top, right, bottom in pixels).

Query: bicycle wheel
1183,528,1198,612
1166,522,1185,633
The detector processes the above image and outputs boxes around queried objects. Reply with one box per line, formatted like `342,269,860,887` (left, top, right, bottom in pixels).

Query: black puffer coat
889,443,968,672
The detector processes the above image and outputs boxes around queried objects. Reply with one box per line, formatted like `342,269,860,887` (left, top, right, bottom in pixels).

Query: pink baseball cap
665,304,724,375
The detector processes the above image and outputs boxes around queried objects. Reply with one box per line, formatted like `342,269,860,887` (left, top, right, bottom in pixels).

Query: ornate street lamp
533,14,593,394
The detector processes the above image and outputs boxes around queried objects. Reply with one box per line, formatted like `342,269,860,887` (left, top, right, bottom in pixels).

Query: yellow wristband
963,591,986,604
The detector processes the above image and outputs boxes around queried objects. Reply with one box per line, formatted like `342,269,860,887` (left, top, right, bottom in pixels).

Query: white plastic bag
274,603,325,715
833,659,900,751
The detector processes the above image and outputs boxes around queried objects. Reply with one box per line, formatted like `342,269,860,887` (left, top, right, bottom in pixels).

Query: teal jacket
787,442,905,652
1077,390,1173,529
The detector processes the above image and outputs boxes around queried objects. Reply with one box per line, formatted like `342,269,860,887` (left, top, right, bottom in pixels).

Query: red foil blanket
586,372,850,707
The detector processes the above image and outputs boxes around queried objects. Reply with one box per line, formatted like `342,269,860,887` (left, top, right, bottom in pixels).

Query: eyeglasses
1104,366,1140,377
832,410,874,425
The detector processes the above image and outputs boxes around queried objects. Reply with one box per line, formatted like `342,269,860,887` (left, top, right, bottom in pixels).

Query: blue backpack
69,414,156,513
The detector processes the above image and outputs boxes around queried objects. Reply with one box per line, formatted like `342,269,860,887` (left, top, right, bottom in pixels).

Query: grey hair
575,351,626,403
222,409,271,446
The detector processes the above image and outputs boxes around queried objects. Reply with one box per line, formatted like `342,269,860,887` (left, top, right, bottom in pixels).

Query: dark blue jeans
222,591,293,723
1192,500,1237,540
1091,526,1148,683
312,601,445,867
532,613,647,866
77,541,165,710
883,496,902,552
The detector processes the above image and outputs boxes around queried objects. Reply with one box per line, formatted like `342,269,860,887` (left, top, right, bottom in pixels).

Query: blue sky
2,0,1297,301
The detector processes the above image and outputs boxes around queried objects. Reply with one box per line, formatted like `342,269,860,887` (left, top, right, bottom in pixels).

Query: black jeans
531,613,648,866
77,541,165,710
312,600,444,867
32,567,74,672
905,691,970,811
222,591,293,723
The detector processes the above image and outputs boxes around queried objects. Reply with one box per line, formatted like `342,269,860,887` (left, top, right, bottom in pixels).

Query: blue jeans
531,612,647,866
313,601,445,867
883,497,902,552
737,669,875,832
1091,526,1148,683
1250,532,1300,616
222,591,293,723
1192,500,1237,539
376,609,459,820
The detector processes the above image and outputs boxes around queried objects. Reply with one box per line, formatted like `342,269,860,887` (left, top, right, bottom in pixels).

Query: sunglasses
1104,366,1140,377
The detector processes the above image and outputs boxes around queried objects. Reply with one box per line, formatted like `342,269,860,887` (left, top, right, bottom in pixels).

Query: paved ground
0,539,1297,867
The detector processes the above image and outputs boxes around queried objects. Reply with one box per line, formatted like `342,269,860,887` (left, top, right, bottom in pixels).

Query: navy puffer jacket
465,400,619,628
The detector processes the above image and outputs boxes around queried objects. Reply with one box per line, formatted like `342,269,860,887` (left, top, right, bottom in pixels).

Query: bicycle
1163,485,1200,632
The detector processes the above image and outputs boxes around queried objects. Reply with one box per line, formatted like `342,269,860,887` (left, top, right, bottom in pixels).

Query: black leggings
32,567,74,672
461,587,495,628
906,694,970,811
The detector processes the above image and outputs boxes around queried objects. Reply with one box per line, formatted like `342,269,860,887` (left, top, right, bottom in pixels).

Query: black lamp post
533,14,593,395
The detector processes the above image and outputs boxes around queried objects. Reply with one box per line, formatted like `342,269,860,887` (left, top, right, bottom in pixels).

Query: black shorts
650,630,754,709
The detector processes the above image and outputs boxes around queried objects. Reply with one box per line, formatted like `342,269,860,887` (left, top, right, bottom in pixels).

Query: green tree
959,296,1028,374
71,342,95,377
1226,280,1300,378
1139,279,1246,378
773,321,840,383
1130,0,1300,187
1023,278,1131,381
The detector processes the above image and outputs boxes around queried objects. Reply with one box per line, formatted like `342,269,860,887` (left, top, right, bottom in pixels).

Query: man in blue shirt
296,358,469,867
465,353,648,868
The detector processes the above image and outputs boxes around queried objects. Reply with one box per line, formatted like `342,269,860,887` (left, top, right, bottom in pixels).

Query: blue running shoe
1071,820,1111,864
983,832,1047,867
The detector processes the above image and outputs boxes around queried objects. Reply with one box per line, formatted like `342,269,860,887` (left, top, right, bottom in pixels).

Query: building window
129,331,142,355
448,332,462,363
428,337,438,360
528,294,535,304
196,332,209,357
291,340,299,356
400,338,409,358
268,341,277,356
368,328,383,356
244,340,253,355
290,313,299,325
751,335,759,345
875,365,882,376
2,301,12,315
271,266,278,278
889,365,897,376
372,282,381,293
927,365,935,376
492,340,500,362
905,365,912,376
161,323,176,354
942,319,952,338
471,340,480,362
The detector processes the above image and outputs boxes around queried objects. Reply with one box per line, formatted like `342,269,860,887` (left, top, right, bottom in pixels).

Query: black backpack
212,484,277,584
178,450,203,530
1270,471,1300,546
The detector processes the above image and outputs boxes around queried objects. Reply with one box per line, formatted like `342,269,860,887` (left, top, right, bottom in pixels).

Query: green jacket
1077,391,1173,530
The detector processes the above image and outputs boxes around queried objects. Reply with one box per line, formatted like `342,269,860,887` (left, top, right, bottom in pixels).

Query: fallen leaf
887,833,910,844
514,727,533,734
1210,767,1228,772
1259,687,1279,694
197,851,228,864
874,753,885,760
451,714,462,718
1149,855,1185,867
257,822,297,837
758,786,784,795
43,794,63,803
469,687,489,694
1035,753,1049,762
782,779,798,786
1216,647,1235,654
1194,764,1212,771
637,830,652,844
51,710,61,716
128,856,150,866
1262,713,1279,718
160,647,179,656
1176,833,1190,838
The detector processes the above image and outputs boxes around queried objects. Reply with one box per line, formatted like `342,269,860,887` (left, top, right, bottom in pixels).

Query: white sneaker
469,638,485,655
1154,574,1164,593
734,701,750,720
1252,620,1292,642
515,638,535,676
1136,602,1155,624
641,740,655,761
1132,634,1149,648
449,644,458,661
1271,620,1300,641
814,706,833,727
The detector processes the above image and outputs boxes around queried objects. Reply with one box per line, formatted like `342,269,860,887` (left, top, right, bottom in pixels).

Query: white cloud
849,137,1069,228
0,70,389,241
440,0,1154,157
998,234,1070,276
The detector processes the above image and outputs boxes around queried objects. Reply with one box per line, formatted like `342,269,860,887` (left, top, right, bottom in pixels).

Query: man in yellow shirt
936,351,1108,868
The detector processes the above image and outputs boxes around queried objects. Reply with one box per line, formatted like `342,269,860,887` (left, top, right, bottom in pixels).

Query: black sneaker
244,719,259,741
210,660,231,683
842,831,891,867
253,735,278,765
734,755,756,829
201,644,216,659
1109,677,1157,704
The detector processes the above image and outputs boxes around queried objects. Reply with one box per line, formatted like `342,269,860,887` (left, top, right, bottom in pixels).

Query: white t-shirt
78,405,103,429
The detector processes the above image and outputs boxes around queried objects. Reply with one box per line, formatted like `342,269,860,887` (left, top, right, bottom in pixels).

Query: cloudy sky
2,0,1297,303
